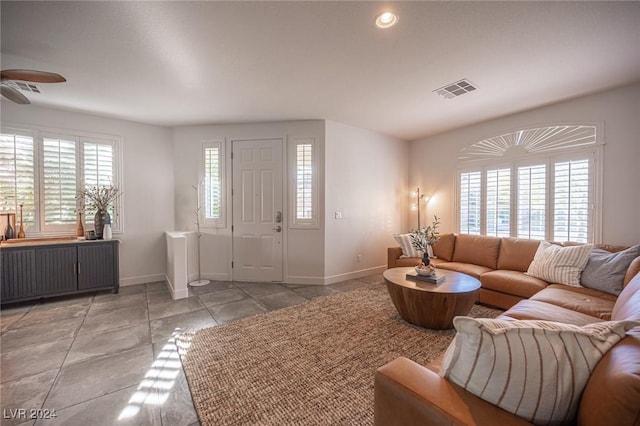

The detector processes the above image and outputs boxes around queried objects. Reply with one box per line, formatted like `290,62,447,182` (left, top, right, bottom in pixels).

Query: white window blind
517,164,546,240
203,143,222,222
1,127,121,236
0,133,36,230
486,168,511,237
459,171,481,235
296,143,313,220
42,136,77,226
554,159,589,243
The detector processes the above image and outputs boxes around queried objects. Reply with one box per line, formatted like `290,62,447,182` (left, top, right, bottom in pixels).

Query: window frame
1,124,123,237
456,147,602,243
200,140,226,228
289,135,319,229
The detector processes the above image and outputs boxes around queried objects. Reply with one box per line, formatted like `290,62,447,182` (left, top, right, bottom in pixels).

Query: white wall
1,102,175,285
171,120,326,284
324,121,409,282
410,83,640,246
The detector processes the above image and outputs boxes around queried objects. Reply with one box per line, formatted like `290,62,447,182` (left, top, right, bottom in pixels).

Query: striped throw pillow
526,241,593,286
393,233,421,258
440,317,639,425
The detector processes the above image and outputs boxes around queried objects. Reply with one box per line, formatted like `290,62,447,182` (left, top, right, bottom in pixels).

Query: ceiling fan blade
1,84,31,104
0,69,66,83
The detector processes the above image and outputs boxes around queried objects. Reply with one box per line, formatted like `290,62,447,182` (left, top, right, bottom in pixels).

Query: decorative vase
103,223,112,240
94,210,111,239
17,204,25,239
421,251,430,266
4,213,15,240
427,244,434,259
76,212,85,237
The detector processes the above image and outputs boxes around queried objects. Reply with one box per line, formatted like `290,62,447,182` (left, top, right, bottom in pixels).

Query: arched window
456,125,602,243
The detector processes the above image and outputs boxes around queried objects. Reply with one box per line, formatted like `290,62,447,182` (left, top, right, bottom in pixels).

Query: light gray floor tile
1,339,72,383
358,274,385,285
11,304,89,330
65,322,151,366
113,284,147,296
78,305,148,335
38,384,161,426
0,370,58,426
197,288,248,308
234,282,288,297
146,282,169,293
149,309,216,343
208,299,267,324
190,281,236,295
1,317,84,352
281,283,309,290
29,296,93,311
291,285,340,300
146,289,174,305
148,297,205,321
0,305,33,332
45,345,154,410
88,293,147,316
159,369,198,426
256,291,307,311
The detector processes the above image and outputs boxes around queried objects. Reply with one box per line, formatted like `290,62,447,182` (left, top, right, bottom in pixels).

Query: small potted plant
410,215,440,266
78,184,121,239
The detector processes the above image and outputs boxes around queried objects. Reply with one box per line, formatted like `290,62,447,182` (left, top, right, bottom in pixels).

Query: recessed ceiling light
376,12,398,29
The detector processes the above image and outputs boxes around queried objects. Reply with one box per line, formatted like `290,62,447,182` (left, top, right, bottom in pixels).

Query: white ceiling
2,1,639,141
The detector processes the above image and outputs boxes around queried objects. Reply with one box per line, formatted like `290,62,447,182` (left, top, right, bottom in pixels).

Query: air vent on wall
433,79,477,99
8,81,41,94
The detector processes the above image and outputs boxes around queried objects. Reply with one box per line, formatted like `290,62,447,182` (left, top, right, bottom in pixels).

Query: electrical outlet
335,211,342,219
357,254,361,262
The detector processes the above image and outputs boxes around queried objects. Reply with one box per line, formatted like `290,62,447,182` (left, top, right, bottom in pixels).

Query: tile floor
0,275,382,426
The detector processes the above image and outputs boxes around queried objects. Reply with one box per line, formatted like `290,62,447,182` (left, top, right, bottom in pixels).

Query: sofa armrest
374,357,532,426
623,256,640,287
388,247,403,269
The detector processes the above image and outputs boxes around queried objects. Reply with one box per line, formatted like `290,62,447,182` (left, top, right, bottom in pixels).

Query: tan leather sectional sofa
388,233,640,310
380,233,640,425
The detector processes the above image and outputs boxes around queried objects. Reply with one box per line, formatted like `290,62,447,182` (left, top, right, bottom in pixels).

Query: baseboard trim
166,273,190,300
285,276,326,285
120,274,166,287
322,265,386,285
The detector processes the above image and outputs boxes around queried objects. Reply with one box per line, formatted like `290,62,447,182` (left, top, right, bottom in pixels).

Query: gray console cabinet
1,240,119,304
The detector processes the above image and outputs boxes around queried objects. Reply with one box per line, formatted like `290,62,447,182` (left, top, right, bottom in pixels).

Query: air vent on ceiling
8,81,41,94
433,79,477,99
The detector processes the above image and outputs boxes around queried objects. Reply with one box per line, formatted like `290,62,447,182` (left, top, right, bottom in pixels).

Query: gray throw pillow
581,244,640,295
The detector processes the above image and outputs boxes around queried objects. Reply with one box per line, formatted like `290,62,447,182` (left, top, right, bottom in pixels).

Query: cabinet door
35,247,77,295
1,249,37,301
78,244,115,290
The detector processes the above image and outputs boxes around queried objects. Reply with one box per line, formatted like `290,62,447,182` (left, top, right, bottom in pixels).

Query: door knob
272,225,282,232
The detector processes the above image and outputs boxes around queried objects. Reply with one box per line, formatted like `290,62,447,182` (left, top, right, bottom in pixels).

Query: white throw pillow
393,233,421,258
440,317,638,425
526,241,593,286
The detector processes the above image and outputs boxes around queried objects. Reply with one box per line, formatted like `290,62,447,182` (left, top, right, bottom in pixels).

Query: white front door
232,139,284,282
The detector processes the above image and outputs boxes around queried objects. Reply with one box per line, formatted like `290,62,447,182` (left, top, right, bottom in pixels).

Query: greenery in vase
78,184,121,212
410,215,440,253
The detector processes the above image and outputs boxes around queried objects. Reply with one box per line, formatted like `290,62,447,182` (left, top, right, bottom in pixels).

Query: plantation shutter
460,171,481,234
517,164,546,240
42,136,78,227
204,143,222,221
296,143,313,220
486,167,511,237
554,158,590,243
83,140,115,223
0,132,36,229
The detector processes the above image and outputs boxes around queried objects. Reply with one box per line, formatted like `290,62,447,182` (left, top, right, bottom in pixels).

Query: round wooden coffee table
383,267,481,329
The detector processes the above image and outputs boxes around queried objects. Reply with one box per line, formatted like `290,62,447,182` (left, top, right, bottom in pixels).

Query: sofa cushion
481,270,548,299
436,262,493,279
496,238,540,272
529,285,615,320
624,257,640,287
613,271,640,322
393,233,421,258
581,245,640,296
432,233,456,261
526,241,593,287
440,317,639,426
451,234,501,269
501,299,602,326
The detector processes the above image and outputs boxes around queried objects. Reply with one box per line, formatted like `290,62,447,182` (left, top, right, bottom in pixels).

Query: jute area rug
176,283,501,426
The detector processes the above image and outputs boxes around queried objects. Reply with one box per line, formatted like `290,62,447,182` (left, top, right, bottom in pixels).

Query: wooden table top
383,267,481,294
